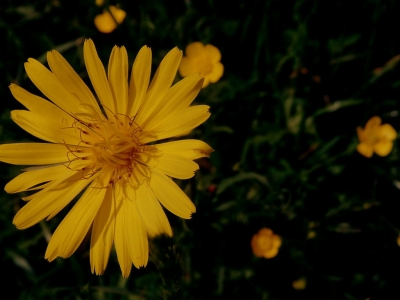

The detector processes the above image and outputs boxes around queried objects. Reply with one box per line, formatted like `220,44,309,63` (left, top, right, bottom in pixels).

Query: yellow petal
156,153,199,179
263,246,279,259
204,44,221,63
0,143,69,165
114,185,148,273
11,110,82,145
185,42,205,58
135,184,172,237
108,46,128,114
377,124,397,141
356,126,365,142
272,235,282,248
47,50,101,113
127,46,152,117
9,84,75,125
150,169,195,219
45,177,108,260
94,12,117,34
364,116,381,133
144,105,210,142
90,185,115,275
141,73,203,130
83,39,115,120
13,171,94,229
202,77,210,88
178,56,196,77
373,140,393,156
136,47,182,125
208,62,224,83
156,139,214,160
356,143,373,158
5,164,68,193
109,6,126,23
24,58,81,114
114,183,133,277
126,199,148,269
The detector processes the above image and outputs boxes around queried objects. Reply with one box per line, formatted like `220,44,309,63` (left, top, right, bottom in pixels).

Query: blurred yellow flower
179,42,224,88
94,6,126,34
356,116,396,158
292,278,307,290
1,39,212,277
251,228,281,259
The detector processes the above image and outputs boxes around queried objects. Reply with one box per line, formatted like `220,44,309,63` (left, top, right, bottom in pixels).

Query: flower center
67,109,158,187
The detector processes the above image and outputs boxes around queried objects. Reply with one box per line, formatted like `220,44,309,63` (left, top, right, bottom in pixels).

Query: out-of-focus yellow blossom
95,0,104,6
292,278,307,290
94,6,126,34
356,116,396,158
179,42,224,88
397,235,400,247
251,228,281,259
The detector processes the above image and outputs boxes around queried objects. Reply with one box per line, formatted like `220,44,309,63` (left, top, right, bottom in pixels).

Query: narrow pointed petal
24,58,81,114
47,50,101,112
11,110,82,145
122,190,149,268
136,47,182,125
142,105,210,143
45,177,108,261
156,153,199,179
114,183,133,277
90,185,115,275
9,84,75,125
5,164,68,193
114,184,148,274
150,169,195,219
135,184,172,237
156,140,214,160
108,46,128,114
127,46,152,117
141,73,203,130
13,172,94,229
0,143,69,165
83,39,115,120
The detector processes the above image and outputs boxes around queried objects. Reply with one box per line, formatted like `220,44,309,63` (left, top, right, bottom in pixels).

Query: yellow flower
251,228,282,259
356,116,396,158
1,39,213,277
292,278,307,290
94,6,126,34
179,42,224,88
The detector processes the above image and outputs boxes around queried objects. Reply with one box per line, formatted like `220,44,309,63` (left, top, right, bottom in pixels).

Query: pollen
67,109,155,187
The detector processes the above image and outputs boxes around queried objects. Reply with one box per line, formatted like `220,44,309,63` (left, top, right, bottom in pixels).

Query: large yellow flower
179,42,224,88
356,116,396,158
1,39,213,277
